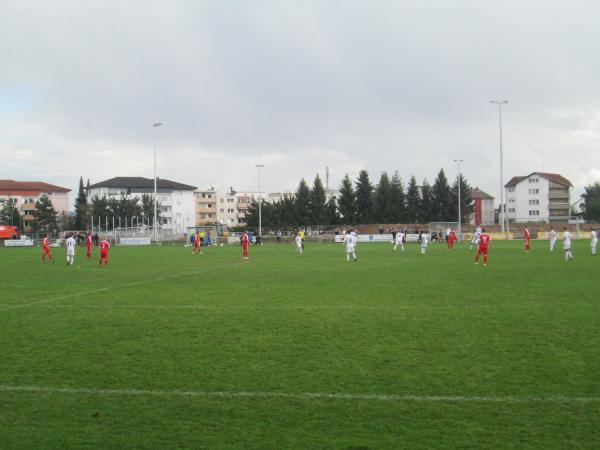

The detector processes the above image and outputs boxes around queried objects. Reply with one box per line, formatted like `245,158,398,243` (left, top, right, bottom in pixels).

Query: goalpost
428,222,462,241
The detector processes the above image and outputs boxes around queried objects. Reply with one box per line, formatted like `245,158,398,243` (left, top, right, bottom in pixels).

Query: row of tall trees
73,176,163,230
87,193,162,228
245,169,474,227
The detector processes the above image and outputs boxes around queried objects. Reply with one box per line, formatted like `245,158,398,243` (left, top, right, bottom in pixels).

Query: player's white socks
565,250,573,261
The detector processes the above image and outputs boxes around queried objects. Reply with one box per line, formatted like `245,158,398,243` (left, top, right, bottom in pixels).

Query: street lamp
454,159,464,233
255,164,264,238
490,100,508,233
153,122,166,243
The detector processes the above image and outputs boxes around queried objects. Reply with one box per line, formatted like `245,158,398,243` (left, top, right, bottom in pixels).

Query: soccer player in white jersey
294,234,303,255
591,229,598,255
420,230,429,254
65,233,76,266
563,227,573,261
470,229,480,250
549,226,557,252
345,229,358,262
393,230,405,252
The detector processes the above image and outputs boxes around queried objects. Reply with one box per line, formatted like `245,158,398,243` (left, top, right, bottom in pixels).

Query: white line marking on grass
0,384,598,403
0,261,246,313
31,303,594,311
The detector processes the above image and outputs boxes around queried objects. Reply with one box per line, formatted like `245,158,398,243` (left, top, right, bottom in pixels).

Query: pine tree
406,175,421,223
74,176,88,230
581,182,600,221
337,174,356,224
373,172,393,223
326,197,339,225
389,172,406,223
90,195,111,225
420,180,433,223
295,179,311,225
279,194,297,226
141,193,162,226
309,174,327,225
33,194,59,234
108,196,142,221
432,169,452,221
355,170,374,224
450,174,474,224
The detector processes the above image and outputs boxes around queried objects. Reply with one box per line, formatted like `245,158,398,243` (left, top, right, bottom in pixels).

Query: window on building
227,208,234,213
508,208,515,213
200,214,207,219
509,199,515,203
529,199,540,205
220,209,224,213
528,189,539,194
528,210,540,216
208,204,213,208
529,178,539,183
220,198,224,203
507,187,515,192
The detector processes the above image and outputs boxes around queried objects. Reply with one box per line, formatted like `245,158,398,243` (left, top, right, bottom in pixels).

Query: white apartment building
87,177,196,233
216,188,266,226
505,172,572,223
469,188,495,226
0,180,71,230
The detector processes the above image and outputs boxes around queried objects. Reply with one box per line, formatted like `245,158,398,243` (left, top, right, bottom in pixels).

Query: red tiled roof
0,180,71,194
536,172,573,187
504,176,528,188
471,187,494,200
504,172,572,188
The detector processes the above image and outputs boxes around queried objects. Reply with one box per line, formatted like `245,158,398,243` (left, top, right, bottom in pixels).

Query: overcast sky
1,0,599,208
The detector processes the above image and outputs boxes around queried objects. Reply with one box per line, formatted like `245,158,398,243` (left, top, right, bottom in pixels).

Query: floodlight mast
454,159,464,233
490,100,508,233
153,122,166,243
255,164,265,238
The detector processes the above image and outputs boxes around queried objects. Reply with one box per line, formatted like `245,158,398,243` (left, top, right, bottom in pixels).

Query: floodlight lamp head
153,122,166,127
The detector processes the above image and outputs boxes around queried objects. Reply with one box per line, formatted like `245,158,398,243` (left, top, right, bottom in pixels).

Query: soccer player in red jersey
192,232,202,255
524,226,531,252
241,231,250,259
99,238,110,267
41,234,54,262
475,228,491,266
86,233,93,259
447,230,457,249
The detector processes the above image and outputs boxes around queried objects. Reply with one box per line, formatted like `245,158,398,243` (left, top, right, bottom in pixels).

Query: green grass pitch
1,240,599,449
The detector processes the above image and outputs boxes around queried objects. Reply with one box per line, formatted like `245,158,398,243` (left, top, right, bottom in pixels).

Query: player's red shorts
43,247,51,255
478,246,488,255
100,251,108,259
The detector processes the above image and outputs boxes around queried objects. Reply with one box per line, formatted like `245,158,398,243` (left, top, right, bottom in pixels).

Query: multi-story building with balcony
0,180,71,230
87,177,196,233
505,172,572,223
195,188,218,225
